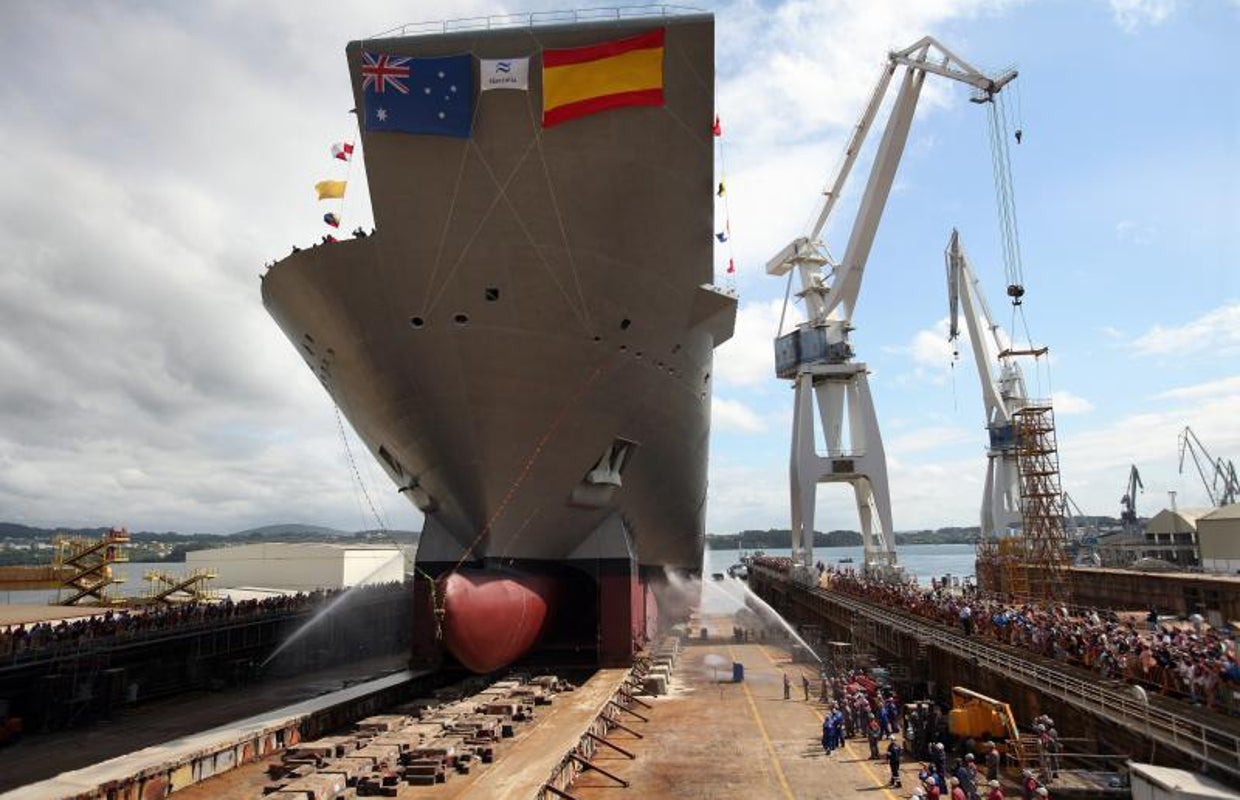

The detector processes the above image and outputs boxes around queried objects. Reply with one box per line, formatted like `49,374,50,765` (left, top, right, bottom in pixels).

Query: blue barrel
732,662,744,683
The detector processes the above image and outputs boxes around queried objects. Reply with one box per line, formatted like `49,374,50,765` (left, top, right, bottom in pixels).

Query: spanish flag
542,28,665,129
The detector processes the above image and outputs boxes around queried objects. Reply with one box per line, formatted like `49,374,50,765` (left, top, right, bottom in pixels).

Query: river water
2,544,976,605
705,543,976,585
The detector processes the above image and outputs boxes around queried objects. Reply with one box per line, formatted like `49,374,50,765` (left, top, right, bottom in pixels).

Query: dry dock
5,616,919,799
176,614,915,799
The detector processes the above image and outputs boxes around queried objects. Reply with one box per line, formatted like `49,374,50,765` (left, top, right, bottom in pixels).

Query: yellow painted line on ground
729,645,796,800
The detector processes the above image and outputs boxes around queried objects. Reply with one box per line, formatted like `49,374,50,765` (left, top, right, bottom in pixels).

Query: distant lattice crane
1178,427,1239,507
1120,464,1144,529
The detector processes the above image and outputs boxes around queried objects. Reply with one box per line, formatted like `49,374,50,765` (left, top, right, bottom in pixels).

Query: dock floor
572,613,914,800
165,613,918,799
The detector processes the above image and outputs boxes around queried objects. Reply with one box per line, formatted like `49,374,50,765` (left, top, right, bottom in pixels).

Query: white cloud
1057,390,1240,514
714,298,803,387
712,397,769,433
1051,390,1094,415
1115,219,1155,244
1155,375,1240,401
1131,302,1240,357
1109,0,1176,33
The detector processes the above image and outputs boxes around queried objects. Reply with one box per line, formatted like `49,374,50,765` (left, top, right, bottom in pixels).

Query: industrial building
1198,503,1240,574
185,542,405,591
1137,507,1208,567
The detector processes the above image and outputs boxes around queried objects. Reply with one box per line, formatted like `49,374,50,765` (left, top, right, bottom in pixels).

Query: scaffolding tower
1012,403,1071,602
54,527,130,606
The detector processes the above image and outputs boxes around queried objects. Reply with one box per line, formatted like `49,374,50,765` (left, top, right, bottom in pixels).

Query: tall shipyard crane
1120,464,1144,529
1178,427,1239,507
945,229,1027,541
768,38,1016,580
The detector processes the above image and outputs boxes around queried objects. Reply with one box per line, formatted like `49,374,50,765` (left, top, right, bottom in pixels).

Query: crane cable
986,92,1025,308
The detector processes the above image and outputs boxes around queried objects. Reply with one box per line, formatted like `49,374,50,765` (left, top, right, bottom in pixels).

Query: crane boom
945,230,1025,538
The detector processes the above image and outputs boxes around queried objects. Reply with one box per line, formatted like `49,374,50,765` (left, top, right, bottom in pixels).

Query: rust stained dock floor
172,614,917,799
571,613,915,800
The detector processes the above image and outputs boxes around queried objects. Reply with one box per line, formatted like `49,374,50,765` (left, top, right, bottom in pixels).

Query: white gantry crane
769,38,1016,580
945,229,1027,542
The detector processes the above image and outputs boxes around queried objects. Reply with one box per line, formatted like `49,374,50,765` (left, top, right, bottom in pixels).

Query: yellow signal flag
315,180,347,200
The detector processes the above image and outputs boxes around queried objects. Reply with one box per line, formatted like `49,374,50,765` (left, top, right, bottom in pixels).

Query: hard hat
965,753,975,761
1036,788,1049,797
950,778,960,786
990,780,1000,788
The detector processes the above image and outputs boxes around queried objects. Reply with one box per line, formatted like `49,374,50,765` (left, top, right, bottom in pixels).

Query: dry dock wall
1065,568,1240,626
0,670,426,800
0,587,412,734
749,567,1240,786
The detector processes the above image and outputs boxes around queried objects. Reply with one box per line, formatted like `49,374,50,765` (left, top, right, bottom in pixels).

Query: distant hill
230,523,348,538
706,526,986,549
0,521,420,565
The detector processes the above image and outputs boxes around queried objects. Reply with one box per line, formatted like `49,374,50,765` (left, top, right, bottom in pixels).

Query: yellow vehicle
947,686,1041,770
948,686,1019,741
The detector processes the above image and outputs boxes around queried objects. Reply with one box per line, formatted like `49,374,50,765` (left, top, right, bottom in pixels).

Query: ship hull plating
262,14,732,670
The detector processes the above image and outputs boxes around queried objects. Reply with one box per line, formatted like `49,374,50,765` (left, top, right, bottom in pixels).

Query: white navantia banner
480,58,530,91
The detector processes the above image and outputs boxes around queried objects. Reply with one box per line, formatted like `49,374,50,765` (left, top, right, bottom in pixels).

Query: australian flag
361,52,473,138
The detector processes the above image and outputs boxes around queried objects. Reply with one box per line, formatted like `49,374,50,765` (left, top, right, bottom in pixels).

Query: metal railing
812,582,1240,782
368,5,706,39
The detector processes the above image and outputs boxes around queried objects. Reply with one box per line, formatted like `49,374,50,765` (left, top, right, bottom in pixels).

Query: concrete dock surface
164,614,918,799
571,613,915,800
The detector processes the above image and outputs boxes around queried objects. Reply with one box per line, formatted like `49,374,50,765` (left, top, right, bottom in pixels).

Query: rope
423,136,539,317
448,354,619,576
419,98,482,319
466,134,594,333
715,110,737,292
525,28,597,334
333,404,390,534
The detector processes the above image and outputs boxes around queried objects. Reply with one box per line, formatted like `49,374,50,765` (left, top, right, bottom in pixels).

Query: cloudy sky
0,0,1236,537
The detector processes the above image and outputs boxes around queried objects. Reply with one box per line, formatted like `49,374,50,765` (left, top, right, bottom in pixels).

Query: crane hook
1006,284,1025,306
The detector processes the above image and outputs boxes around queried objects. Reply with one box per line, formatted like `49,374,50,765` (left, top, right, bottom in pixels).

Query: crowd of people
811,665,1061,799
0,581,410,660
792,560,1240,715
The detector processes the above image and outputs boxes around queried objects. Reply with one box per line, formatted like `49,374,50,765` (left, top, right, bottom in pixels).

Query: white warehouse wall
341,548,404,586
186,543,404,591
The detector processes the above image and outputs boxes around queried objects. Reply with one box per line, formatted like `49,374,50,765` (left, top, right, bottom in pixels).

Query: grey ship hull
261,13,734,667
